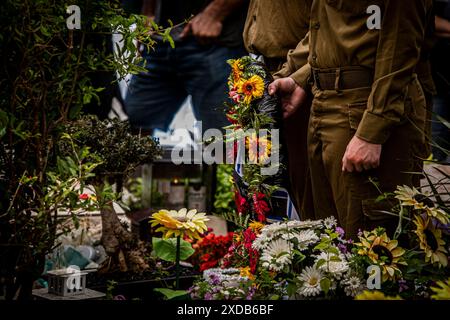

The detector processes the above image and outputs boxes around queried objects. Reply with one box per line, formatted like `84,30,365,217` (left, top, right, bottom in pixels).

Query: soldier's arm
355,0,432,144
273,32,311,90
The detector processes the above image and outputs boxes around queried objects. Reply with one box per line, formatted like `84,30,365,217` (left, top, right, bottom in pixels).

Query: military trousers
283,95,315,220
307,75,427,239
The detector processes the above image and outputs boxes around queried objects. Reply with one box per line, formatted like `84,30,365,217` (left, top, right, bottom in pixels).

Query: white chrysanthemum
314,251,349,279
342,274,365,297
290,229,320,251
260,239,292,272
323,216,337,229
294,220,324,229
252,233,269,250
297,266,323,297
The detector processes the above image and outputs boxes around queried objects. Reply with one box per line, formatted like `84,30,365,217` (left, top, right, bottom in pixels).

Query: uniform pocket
347,102,367,131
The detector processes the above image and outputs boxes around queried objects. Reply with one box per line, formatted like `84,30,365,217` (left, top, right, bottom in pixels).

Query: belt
311,67,374,91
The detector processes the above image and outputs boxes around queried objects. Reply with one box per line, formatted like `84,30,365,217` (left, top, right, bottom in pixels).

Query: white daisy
314,251,349,279
297,266,323,297
342,274,365,297
323,216,337,229
260,238,292,272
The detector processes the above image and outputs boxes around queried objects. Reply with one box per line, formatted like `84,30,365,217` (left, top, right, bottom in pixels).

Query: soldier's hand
342,136,382,172
268,78,307,118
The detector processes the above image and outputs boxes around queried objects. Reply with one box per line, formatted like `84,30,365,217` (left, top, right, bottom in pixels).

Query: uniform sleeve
356,0,431,144
273,32,311,88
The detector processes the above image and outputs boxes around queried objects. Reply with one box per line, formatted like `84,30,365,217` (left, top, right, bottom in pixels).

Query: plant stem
175,235,181,290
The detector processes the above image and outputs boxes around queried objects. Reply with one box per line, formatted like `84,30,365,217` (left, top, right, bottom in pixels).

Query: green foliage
58,115,162,184
0,0,164,288
105,280,118,300
220,211,250,229
153,288,189,300
152,237,195,262
213,164,235,214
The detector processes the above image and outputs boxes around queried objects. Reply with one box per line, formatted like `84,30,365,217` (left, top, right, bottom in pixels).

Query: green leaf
152,237,195,262
320,278,331,295
327,247,340,255
329,255,342,262
314,242,328,251
316,259,326,269
153,288,188,300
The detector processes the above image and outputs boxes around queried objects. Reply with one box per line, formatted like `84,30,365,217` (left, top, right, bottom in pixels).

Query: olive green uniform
276,0,433,238
243,0,315,220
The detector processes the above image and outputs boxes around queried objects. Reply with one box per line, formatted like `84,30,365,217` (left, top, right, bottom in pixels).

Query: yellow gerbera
246,133,272,164
414,215,448,268
355,230,406,282
355,290,403,300
238,75,264,105
150,208,209,240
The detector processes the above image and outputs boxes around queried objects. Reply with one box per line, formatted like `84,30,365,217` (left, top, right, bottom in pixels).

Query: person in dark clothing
125,0,248,134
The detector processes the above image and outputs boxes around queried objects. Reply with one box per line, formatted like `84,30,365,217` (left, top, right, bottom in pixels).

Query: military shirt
243,0,312,59
277,0,433,144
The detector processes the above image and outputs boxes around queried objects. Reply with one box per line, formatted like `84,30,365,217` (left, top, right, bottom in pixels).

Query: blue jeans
431,91,450,161
125,37,246,133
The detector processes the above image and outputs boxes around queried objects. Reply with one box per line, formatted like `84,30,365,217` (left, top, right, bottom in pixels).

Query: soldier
243,0,315,219
269,0,433,238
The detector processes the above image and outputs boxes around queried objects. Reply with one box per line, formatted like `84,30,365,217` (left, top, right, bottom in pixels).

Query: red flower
226,108,239,125
79,193,89,200
235,191,248,215
189,232,234,272
243,227,256,250
252,192,270,222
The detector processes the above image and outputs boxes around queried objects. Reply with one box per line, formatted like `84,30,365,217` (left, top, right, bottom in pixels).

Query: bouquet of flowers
250,217,367,299
225,56,295,223
348,185,450,299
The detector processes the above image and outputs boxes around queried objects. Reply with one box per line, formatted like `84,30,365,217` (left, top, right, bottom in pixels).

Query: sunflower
395,185,449,224
229,59,244,85
431,278,450,300
425,206,450,225
246,133,272,164
394,185,423,207
355,229,406,282
150,208,209,240
238,75,265,105
414,215,448,268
